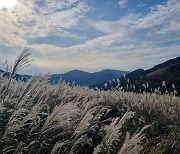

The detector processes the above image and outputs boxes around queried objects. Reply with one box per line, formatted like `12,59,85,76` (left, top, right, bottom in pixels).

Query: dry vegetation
0,50,179,154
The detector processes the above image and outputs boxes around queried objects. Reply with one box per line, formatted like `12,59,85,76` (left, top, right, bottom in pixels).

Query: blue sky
0,0,179,75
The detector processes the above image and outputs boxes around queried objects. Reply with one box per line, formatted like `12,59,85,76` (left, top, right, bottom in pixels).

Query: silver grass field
0,50,179,154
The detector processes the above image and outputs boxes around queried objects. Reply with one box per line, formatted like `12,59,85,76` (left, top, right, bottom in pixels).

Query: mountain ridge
50,69,129,86
0,69,130,86
93,56,180,95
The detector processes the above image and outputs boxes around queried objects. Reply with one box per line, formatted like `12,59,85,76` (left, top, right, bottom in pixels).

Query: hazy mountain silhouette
0,69,31,81
50,69,129,86
0,69,129,86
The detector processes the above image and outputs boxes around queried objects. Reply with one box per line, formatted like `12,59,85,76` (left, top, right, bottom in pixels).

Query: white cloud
137,4,146,7
119,0,128,8
136,0,180,30
89,14,138,34
28,42,180,74
0,0,89,47
0,0,180,74
25,0,180,73
91,0,180,36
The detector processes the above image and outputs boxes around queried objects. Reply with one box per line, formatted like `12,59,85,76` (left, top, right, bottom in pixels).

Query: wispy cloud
119,0,128,8
86,0,180,66
0,0,179,74
135,0,180,31
0,0,89,47
24,0,180,73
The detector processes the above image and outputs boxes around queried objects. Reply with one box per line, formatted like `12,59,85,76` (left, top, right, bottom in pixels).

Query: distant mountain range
0,69,31,81
94,56,180,95
50,69,129,86
0,69,129,87
1,56,179,95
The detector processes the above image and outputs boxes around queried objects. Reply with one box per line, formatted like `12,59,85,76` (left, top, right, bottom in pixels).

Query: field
0,51,180,154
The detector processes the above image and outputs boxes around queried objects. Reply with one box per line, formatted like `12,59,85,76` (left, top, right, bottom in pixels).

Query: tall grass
0,50,179,154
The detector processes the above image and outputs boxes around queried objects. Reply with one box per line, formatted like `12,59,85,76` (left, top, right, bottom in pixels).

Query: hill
50,69,129,86
94,56,180,95
1,74,180,154
0,50,179,154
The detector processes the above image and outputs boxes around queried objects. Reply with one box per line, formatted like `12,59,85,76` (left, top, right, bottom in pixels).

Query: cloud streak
119,0,128,8
0,0,180,74
0,0,89,47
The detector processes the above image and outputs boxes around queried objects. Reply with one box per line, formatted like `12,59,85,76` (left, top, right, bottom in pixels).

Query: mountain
50,69,129,86
0,69,129,86
92,69,146,89
94,56,180,95
0,69,31,81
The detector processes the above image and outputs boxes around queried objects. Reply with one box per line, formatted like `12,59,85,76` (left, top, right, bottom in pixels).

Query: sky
0,0,180,75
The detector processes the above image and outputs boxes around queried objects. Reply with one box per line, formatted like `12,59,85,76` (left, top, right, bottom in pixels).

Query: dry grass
0,50,179,154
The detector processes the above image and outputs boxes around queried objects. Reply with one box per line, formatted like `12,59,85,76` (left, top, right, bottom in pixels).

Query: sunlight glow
0,0,16,9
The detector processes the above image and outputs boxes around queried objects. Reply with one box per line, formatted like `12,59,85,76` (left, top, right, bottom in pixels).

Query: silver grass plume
118,125,151,154
3,48,31,102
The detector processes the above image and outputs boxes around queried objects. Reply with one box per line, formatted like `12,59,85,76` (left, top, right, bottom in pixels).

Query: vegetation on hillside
95,57,180,96
0,50,179,154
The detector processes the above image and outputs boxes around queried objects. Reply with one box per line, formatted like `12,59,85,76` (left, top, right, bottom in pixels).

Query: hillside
94,57,180,95
0,50,180,154
0,74,180,154
50,69,129,86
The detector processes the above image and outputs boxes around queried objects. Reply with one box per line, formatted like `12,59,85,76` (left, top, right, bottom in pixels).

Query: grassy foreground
0,50,180,154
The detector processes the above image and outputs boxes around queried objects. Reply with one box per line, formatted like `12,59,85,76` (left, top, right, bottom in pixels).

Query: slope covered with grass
95,57,180,96
0,50,179,154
